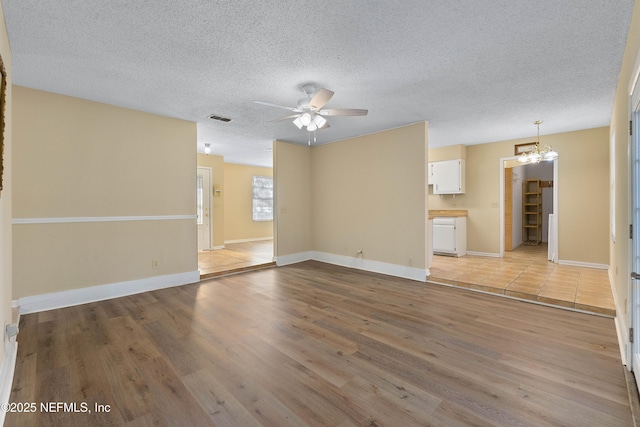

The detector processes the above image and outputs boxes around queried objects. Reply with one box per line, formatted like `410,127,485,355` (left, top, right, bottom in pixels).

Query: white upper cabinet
428,159,465,194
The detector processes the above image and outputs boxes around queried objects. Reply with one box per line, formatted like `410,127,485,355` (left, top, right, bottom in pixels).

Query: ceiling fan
254,83,368,132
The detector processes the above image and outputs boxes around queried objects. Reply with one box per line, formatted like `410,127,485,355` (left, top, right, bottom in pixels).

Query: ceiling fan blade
267,114,301,123
253,100,299,112
309,88,334,111
317,108,368,116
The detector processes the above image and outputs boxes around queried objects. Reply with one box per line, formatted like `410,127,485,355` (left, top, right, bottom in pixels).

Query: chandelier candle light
517,120,558,164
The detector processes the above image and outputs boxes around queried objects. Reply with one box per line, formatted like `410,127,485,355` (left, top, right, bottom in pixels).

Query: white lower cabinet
432,217,466,257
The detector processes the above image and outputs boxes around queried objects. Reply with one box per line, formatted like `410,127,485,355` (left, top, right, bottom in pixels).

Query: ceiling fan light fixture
313,115,327,128
299,112,312,126
255,85,366,138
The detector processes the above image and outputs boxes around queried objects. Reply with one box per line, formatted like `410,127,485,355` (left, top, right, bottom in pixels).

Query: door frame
628,54,640,375
499,156,559,259
197,166,213,251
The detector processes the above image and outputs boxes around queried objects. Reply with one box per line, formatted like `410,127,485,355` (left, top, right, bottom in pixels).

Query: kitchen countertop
428,210,468,220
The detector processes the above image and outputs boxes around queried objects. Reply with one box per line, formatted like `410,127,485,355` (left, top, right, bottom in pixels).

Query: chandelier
517,120,558,163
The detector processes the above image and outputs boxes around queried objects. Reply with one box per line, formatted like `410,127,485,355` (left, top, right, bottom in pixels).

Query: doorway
197,167,212,251
195,161,276,279
499,157,558,260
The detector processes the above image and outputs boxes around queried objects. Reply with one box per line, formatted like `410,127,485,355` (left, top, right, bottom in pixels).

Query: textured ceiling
2,1,634,167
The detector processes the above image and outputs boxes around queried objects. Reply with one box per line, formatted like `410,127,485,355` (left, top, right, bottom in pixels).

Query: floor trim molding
313,252,427,282
14,270,200,314
427,278,613,318
224,237,273,244
276,251,427,282
558,259,609,269
624,368,640,427
610,267,629,365
466,251,500,258
275,252,314,266
0,337,18,427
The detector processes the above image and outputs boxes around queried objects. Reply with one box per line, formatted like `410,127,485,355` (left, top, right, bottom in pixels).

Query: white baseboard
15,270,200,315
466,251,500,258
609,267,629,366
225,237,273,244
275,252,314,266
558,260,609,269
212,245,225,250
275,251,427,282
615,315,628,367
313,252,428,282
0,337,18,427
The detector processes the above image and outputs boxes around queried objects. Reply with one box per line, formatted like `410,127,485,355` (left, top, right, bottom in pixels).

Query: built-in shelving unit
522,179,542,245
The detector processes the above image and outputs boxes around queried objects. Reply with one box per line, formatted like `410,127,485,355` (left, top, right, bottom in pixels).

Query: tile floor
198,239,275,279
428,243,616,316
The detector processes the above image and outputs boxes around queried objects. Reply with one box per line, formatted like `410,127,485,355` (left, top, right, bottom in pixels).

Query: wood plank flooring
7,261,632,426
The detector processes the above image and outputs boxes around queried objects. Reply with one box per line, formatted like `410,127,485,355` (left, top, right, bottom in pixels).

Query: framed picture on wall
514,142,537,156
0,54,5,196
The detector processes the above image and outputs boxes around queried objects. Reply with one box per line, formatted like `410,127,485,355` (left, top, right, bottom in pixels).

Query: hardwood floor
198,240,275,279
7,261,632,426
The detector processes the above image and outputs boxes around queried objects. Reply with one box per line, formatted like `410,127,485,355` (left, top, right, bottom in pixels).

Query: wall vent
208,114,231,122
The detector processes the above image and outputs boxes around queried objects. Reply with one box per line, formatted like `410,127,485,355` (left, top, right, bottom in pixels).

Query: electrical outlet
152,259,160,269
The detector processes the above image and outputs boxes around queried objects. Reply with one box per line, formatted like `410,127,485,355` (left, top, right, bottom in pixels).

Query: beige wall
274,140,312,257
274,123,428,271
197,153,225,248
610,1,640,334
13,87,197,298
0,2,12,368
224,163,273,242
429,144,466,161
312,123,428,268
429,127,610,264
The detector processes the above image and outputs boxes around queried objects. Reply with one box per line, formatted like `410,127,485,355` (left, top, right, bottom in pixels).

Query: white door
197,167,212,251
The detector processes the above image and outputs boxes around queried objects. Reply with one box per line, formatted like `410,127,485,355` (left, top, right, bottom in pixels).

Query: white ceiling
2,1,634,168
